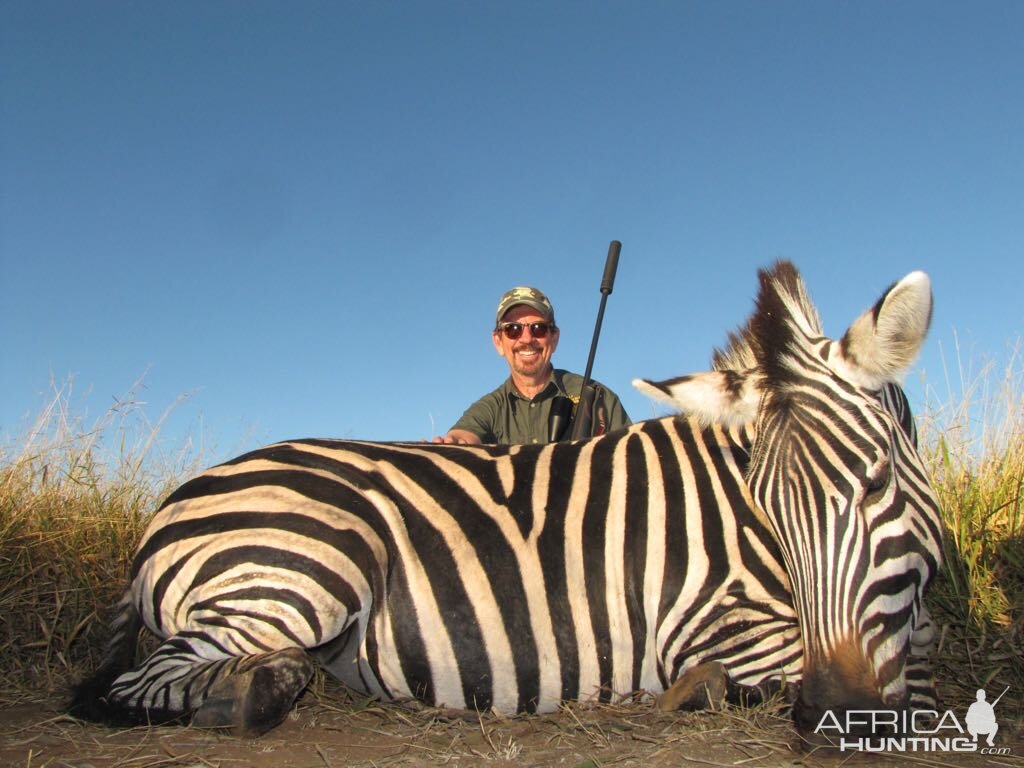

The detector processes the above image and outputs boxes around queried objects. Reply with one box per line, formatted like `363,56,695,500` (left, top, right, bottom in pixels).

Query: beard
511,344,547,377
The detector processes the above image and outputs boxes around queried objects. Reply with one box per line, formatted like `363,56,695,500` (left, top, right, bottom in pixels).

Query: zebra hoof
658,661,727,712
192,648,315,737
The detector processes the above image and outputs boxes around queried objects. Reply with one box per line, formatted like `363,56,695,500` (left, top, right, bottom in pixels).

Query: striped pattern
722,262,940,722
744,351,941,708
120,420,801,715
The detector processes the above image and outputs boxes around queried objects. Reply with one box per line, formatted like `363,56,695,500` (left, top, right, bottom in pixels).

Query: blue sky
2,2,1021,462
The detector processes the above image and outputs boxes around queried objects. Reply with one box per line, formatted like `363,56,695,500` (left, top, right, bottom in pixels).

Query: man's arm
432,387,503,444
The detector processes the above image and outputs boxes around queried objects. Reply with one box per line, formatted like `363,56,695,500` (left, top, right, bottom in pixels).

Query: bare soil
1,680,1021,768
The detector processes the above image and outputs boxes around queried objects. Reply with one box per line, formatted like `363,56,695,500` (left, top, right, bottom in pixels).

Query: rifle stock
569,384,597,440
548,394,574,442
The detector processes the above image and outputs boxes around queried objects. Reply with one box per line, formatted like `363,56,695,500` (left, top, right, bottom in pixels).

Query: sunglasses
496,322,556,340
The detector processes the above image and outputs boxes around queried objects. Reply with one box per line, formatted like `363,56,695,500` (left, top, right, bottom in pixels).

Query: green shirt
451,369,631,445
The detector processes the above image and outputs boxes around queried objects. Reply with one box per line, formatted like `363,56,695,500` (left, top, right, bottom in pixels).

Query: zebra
70,261,942,740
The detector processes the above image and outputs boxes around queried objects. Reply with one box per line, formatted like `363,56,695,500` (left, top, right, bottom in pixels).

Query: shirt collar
502,368,568,401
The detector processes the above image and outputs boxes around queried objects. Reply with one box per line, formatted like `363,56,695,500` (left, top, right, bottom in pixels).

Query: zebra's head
635,261,943,736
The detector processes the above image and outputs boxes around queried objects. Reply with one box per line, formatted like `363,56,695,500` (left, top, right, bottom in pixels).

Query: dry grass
4,676,1011,767
0,675,819,768
0,377,200,696
917,340,1024,723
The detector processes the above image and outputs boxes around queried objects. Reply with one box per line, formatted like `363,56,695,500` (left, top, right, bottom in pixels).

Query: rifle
567,240,621,440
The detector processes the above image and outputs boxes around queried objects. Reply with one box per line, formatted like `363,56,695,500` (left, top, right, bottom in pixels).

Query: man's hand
431,429,482,445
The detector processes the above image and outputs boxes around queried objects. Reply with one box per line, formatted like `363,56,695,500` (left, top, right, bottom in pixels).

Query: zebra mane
713,261,824,380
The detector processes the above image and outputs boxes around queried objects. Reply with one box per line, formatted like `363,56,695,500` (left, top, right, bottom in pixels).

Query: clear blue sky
2,2,1021,462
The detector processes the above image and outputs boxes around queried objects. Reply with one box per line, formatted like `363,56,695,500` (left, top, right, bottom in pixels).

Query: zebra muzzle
792,640,904,743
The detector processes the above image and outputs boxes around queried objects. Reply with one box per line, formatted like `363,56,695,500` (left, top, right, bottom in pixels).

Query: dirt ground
1,680,1022,768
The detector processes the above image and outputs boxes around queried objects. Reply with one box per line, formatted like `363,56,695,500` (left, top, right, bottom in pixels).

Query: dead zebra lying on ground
71,261,942,741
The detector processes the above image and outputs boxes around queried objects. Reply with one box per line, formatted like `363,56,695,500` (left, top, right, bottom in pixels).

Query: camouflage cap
495,286,555,327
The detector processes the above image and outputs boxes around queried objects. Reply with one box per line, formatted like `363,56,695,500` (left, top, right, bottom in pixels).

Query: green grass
1,353,1022,717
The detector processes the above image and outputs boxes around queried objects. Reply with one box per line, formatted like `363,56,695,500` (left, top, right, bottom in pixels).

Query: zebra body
128,420,800,715
71,262,942,738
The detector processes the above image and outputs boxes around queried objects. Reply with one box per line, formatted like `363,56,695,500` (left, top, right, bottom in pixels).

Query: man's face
492,304,559,379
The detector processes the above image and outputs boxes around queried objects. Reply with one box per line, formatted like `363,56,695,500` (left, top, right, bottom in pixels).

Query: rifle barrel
580,240,621,389
569,241,621,441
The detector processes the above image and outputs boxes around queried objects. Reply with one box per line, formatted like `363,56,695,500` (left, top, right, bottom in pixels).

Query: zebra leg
191,647,315,736
69,591,143,725
906,604,938,710
657,662,728,711
107,633,315,737
658,662,795,712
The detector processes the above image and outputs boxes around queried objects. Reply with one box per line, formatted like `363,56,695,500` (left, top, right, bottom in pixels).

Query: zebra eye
864,461,891,505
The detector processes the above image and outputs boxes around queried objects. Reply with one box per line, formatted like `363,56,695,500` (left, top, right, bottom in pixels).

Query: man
434,286,631,445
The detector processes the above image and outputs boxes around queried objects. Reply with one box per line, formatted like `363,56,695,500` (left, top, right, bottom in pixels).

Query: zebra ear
839,271,933,389
633,371,760,426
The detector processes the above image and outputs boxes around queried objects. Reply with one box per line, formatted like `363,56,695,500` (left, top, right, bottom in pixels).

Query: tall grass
916,340,1024,710
0,378,202,694
919,341,1023,625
